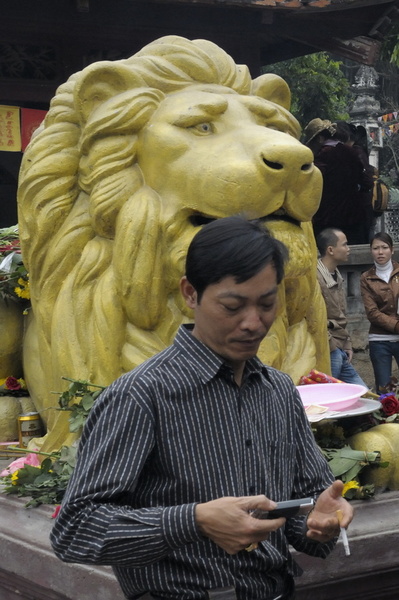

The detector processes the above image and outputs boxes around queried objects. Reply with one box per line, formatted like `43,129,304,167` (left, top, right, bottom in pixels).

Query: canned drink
17,413,43,448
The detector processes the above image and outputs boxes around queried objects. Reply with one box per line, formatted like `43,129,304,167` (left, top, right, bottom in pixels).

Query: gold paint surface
17,36,328,450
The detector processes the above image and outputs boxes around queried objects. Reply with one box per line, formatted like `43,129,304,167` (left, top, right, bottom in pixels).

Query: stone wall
1,492,399,600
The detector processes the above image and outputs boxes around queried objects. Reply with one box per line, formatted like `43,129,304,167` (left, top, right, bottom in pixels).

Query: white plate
296,383,368,411
306,398,381,423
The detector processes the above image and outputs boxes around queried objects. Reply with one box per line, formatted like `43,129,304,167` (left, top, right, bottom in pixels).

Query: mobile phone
251,498,315,520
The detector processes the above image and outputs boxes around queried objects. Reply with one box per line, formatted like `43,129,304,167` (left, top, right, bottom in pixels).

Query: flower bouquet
0,446,77,508
0,225,29,305
372,377,399,423
0,377,30,397
0,377,104,507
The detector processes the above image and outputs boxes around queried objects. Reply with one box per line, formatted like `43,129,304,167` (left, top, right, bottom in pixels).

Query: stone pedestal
0,493,122,600
1,491,399,599
294,491,399,599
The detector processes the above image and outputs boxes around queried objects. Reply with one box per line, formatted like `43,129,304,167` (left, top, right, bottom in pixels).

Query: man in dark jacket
304,119,373,244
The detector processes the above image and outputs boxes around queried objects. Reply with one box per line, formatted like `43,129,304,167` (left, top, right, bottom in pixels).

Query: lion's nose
259,140,322,222
261,140,314,175
263,157,313,172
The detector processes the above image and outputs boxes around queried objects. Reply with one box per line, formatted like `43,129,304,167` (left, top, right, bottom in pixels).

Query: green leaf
15,465,42,484
323,446,380,478
68,382,81,395
69,414,85,432
81,394,95,411
41,457,53,473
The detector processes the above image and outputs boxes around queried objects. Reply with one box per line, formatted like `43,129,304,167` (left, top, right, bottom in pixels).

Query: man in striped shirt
51,216,353,600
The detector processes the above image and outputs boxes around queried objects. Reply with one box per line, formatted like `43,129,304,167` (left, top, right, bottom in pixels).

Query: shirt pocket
263,440,296,500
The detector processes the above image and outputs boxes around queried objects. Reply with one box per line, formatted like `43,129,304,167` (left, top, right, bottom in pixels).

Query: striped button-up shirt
50,325,335,599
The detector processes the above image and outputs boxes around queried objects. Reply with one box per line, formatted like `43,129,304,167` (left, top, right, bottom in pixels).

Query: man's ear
180,276,198,309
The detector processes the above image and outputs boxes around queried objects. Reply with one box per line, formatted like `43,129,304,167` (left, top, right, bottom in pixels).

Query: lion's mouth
189,213,216,227
261,212,300,227
188,210,300,228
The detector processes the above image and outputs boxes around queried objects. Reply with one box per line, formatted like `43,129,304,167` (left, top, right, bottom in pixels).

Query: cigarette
336,509,350,556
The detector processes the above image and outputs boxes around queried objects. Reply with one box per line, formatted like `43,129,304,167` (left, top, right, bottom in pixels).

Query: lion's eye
190,122,213,135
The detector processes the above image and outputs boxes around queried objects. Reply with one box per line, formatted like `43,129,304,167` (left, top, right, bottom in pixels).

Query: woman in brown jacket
360,232,399,393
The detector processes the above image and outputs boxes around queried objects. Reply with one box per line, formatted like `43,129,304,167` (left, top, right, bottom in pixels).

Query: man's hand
345,349,353,363
195,495,285,554
306,480,354,543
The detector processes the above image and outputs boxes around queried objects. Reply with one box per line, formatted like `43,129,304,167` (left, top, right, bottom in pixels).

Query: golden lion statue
17,36,328,450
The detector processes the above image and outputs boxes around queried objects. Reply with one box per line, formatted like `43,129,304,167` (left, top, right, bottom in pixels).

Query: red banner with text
21,108,47,151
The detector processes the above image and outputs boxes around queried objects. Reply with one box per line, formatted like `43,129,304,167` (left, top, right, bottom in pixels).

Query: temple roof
1,0,398,105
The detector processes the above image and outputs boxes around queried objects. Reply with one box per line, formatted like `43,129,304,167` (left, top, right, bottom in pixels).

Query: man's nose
241,308,264,330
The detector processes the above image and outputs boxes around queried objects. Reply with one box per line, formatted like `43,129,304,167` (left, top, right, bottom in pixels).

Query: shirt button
249,486,256,494
245,439,252,447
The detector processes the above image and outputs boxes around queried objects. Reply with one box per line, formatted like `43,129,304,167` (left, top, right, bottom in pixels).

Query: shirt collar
317,258,341,288
173,324,268,384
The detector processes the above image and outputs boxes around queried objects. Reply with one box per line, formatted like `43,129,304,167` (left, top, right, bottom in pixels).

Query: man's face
331,231,350,263
181,263,278,374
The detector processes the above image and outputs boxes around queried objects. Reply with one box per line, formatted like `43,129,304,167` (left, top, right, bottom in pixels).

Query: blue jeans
330,348,367,387
369,341,399,393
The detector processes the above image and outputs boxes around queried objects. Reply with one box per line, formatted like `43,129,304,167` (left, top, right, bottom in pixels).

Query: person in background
303,119,373,245
348,123,375,241
303,118,337,158
360,232,399,393
50,216,353,600
316,228,368,387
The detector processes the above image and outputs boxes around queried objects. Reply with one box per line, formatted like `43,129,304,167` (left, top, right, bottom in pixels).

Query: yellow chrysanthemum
11,471,19,485
17,378,27,389
342,480,360,496
15,284,30,299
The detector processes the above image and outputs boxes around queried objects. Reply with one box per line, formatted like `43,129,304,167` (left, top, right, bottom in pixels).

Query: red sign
21,108,47,151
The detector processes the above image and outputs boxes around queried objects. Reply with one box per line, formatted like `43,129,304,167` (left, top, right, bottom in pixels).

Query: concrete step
1,491,399,599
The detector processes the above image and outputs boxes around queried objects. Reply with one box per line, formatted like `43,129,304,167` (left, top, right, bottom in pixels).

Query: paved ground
352,348,399,393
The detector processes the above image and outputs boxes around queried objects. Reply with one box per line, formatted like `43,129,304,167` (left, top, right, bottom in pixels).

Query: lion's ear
75,62,142,123
252,74,291,111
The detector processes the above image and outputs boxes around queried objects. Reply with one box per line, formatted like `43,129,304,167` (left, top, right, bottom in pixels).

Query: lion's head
18,36,329,450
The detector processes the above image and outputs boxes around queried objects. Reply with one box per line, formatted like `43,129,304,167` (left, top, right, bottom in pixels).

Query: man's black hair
185,216,288,301
316,228,342,257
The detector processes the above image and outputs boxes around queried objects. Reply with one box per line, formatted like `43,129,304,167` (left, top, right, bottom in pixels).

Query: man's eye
191,122,213,134
261,304,275,312
223,304,240,312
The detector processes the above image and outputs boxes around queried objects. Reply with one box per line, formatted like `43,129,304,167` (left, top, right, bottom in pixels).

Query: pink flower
0,241,20,252
0,452,41,476
52,505,61,519
5,376,21,391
